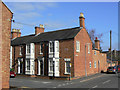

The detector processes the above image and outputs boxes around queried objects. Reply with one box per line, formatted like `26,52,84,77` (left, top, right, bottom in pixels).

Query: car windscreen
108,67,114,69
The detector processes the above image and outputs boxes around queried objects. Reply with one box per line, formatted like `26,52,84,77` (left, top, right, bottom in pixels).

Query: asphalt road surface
10,73,120,89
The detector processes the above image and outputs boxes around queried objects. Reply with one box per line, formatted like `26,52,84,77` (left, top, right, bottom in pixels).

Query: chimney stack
79,12,85,28
35,24,44,35
11,29,21,39
95,37,100,50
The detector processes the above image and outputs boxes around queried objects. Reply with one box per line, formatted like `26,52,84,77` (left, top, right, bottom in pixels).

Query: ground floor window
65,61,70,74
26,60,30,70
89,62,91,68
94,61,96,68
49,60,53,71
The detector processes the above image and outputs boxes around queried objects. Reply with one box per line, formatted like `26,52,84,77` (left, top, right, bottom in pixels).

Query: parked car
10,69,16,78
116,65,120,73
107,66,117,74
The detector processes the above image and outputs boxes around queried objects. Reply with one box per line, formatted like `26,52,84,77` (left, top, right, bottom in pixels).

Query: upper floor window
27,44,30,54
49,42,54,52
56,42,59,52
88,44,90,54
94,51,96,55
19,46,23,55
40,44,43,54
76,41,80,52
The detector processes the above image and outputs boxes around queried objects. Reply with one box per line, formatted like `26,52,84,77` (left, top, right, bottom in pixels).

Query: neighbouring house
10,13,107,80
102,49,120,66
0,1,13,89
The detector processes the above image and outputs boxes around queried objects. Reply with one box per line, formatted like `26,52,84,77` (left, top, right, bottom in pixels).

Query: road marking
53,87,56,88
62,84,65,86
42,82,51,84
80,74,105,83
92,85,98,88
33,81,39,82
58,84,62,87
20,86,30,88
102,80,111,84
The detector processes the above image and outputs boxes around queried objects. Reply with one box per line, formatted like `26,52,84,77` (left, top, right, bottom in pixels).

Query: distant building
102,50,120,66
10,13,107,80
0,1,13,89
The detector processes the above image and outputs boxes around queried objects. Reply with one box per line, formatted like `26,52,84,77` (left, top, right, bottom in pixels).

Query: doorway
18,58,23,74
38,58,44,75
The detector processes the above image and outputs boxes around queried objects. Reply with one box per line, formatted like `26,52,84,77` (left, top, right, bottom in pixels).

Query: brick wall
74,28,94,77
35,42,49,76
1,2,12,89
59,39,74,77
92,50,107,73
0,1,2,89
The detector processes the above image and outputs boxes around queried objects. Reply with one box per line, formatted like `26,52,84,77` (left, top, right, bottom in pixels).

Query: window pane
66,61,70,73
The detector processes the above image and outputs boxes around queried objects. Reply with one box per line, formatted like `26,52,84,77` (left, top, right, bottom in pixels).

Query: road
10,73,120,89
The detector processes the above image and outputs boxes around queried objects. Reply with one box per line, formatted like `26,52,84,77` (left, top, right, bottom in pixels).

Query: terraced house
10,13,107,79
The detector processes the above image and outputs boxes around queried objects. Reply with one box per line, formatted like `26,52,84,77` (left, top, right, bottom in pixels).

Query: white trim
64,58,71,74
40,43,43,55
38,58,44,76
19,46,22,56
76,41,80,52
88,43,90,54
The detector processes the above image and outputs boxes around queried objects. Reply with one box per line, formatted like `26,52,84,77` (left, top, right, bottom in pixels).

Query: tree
88,29,103,50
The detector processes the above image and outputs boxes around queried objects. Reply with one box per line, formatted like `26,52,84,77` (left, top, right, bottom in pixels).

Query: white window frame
89,62,91,68
49,41,54,53
64,58,71,74
94,61,96,68
27,44,31,54
76,41,80,52
26,60,30,71
19,46,22,56
40,44,43,54
56,42,59,52
49,60,53,72
88,43,90,54
94,51,96,55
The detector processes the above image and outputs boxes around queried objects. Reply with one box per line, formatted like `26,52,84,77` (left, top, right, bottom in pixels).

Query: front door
18,58,23,74
38,58,44,75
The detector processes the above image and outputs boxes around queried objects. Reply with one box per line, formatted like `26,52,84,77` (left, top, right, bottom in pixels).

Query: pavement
9,73,120,89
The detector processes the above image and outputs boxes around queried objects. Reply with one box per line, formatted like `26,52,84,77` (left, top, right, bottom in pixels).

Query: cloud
6,2,57,13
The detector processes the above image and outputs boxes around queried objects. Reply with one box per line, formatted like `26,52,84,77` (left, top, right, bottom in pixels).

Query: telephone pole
110,30,112,66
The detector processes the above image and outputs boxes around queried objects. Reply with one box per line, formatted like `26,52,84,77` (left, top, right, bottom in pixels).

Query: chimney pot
35,24,44,35
79,12,85,28
11,29,21,39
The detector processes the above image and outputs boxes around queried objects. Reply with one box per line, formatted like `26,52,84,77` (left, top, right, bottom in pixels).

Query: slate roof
11,27,81,46
11,34,35,46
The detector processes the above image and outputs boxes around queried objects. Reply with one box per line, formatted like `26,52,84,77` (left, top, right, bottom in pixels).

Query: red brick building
0,1,13,89
10,13,107,79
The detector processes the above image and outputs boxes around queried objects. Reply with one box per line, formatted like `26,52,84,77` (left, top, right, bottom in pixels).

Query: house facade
10,13,107,79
